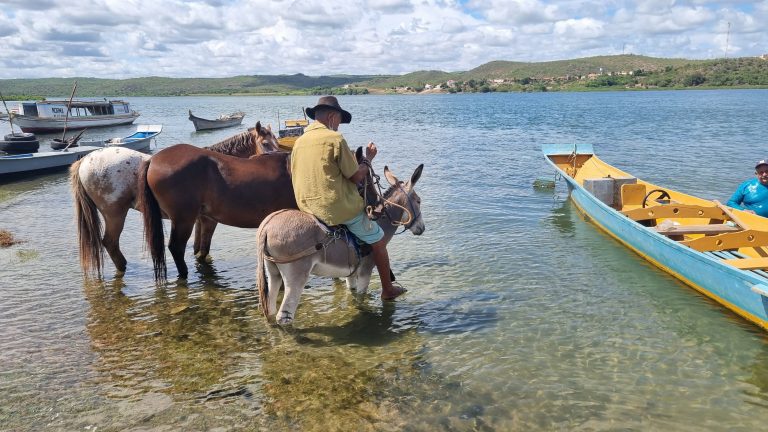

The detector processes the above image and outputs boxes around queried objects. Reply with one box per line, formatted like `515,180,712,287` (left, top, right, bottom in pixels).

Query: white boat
10,99,140,133
79,124,162,151
0,125,161,177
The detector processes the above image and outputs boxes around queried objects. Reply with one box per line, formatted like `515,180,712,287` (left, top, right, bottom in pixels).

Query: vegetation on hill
0,55,765,99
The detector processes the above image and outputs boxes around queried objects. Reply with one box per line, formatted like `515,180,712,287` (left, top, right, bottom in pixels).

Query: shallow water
2,91,768,430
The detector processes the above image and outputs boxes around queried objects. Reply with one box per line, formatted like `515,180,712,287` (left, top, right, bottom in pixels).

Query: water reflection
0,171,70,204
545,198,575,236
83,278,265,397
82,277,495,430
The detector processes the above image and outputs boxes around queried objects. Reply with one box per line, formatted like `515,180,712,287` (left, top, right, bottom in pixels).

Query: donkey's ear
384,165,399,185
355,146,363,163
409,164,423,187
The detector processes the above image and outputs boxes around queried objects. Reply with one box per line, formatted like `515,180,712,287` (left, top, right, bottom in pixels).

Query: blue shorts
342,210,384,244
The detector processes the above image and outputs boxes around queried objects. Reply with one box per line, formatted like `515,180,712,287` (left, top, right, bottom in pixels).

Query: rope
363,163,414,229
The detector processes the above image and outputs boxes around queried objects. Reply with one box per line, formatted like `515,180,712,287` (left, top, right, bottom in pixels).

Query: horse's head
383,164,425,235
207,121,279,157
252,121,279,154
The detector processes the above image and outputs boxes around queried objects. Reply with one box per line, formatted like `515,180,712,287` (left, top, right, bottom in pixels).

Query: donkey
256,163,424,325
70,122,279,278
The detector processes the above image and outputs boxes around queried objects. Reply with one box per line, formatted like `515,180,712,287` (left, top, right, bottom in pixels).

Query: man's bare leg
371,240,406,300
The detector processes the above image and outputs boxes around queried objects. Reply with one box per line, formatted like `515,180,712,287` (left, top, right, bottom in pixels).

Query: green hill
0,55,766,98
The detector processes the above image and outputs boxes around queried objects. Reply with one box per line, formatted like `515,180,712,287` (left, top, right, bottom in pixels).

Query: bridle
363,165,419,234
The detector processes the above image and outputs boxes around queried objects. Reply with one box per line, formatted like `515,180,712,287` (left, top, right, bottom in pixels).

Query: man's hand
365,142,377,161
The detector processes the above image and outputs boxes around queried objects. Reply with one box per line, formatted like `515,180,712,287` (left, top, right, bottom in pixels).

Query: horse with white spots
69,122,280,278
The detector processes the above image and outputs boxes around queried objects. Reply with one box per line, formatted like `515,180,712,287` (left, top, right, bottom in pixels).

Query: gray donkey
256,164,425,325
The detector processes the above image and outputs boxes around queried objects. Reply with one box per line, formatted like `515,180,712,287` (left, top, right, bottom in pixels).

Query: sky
0,0,766,79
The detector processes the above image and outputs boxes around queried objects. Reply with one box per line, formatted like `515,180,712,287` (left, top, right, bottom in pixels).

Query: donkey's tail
256,222,271,318
70,158,104,279
137,159,167,282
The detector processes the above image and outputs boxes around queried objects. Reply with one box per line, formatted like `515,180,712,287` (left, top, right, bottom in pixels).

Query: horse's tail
69,158,104,278
137,159,167,281
256,222,271,318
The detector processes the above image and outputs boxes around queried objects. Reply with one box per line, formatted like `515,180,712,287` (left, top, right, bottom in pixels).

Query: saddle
311,216,372,258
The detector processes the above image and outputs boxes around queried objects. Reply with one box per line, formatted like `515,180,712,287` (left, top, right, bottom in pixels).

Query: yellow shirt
290,121,363,225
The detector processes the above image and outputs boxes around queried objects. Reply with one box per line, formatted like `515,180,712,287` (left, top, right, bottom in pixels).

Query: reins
363,163,417,235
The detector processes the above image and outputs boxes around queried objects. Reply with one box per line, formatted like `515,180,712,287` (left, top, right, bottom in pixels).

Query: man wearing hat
290,96,406,300
726,159,768,217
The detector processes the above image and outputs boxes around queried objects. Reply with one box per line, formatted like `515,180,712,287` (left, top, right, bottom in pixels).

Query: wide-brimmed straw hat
305,96,351,124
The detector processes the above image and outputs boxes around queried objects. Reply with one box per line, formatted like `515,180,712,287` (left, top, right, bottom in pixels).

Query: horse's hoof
277,315,294,326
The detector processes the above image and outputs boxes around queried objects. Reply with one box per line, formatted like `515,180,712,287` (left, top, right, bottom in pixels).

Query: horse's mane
206,127,276,156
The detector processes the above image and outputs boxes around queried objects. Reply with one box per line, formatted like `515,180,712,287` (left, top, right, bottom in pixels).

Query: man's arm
347,142,378,184
726,182,747,210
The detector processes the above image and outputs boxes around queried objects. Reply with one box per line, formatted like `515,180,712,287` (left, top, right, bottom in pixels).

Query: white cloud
0,0,765,79
553,18,605,39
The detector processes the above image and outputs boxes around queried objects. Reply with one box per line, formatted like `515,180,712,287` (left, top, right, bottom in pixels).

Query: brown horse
138,144,297,281
70,122,279,278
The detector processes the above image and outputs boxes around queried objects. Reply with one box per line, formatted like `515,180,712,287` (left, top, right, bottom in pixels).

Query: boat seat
620,183,646,210
722,257,768,270
654,224,741,236
623,204,729,221
680,229,768,252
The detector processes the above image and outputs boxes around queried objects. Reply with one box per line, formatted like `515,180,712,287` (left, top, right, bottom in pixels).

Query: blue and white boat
543,143,768,332
79,124,162,151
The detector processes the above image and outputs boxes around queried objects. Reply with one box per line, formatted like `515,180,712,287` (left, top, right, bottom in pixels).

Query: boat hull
12,113,140,133
189,113,244,131
543,144,768,331
0,146,101,176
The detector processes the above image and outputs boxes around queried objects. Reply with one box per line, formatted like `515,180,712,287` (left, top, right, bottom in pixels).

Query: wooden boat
277,117,308,151
543,143,768,332
1,126,160,178
188,110,245,131
79,124,162,151
10,99,140,133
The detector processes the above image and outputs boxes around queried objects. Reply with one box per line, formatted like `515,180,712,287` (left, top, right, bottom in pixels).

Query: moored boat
188,110,245,131
80,124,162,151
277,117,308,151
543,143,768,332
1,126,160,178
10,99,140,133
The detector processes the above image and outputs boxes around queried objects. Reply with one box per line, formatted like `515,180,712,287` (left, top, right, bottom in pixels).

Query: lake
2,90,768,431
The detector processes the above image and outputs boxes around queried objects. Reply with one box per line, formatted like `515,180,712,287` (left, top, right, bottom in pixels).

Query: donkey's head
383,164,425,235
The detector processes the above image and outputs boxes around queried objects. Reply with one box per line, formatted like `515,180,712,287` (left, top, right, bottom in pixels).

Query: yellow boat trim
571,199,768,331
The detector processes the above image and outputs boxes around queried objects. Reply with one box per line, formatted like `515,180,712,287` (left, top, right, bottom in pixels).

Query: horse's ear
409,164,423,187
355,146,363,163
384,165,399,186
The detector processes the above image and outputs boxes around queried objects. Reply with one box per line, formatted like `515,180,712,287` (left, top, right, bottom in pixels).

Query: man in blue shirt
727,159,768,217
